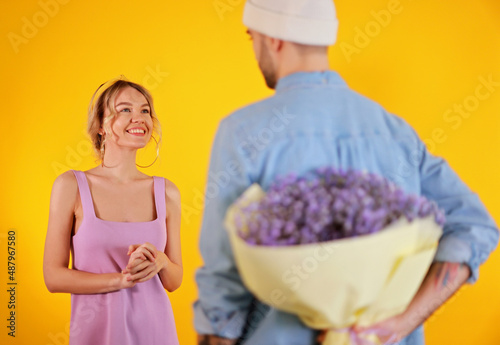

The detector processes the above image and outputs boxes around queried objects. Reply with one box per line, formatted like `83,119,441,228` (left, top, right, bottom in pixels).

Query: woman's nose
131,111,145,123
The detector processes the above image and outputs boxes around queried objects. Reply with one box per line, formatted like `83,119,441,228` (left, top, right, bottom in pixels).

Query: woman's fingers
123,252,149,274
122,243,159,281
137,268,158,283
129,251,147,262
126,254,163,283
129,243,157,262
128,265,156,282
141,242,157,260
127,244,141,256
120,273,136,289
142,248,155,262
127,259,152,274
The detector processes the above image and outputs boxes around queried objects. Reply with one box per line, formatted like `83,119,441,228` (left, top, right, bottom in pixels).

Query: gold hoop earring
136,136,159,168
100,133,115,168
100,138,106,168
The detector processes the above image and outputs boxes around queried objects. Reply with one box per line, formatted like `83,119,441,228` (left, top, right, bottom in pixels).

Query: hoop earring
136,136,159,168
100,133,116,168
100,137,106,168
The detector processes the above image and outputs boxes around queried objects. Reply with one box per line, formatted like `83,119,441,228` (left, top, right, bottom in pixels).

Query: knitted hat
243,0,339,46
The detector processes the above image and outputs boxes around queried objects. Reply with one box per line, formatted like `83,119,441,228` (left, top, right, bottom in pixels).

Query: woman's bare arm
157,179,183,292
43,171,134,294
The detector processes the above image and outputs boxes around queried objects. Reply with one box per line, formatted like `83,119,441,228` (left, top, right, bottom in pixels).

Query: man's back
226,70,421,193
194,70,498,345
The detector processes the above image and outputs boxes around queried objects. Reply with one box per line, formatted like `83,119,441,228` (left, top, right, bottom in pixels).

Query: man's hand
317,261,470,344
316,323,401,345
351,316,405,344
396,261,470,334
197,334,237,345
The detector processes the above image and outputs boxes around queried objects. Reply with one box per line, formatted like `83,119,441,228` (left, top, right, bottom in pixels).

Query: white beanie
243,0,338,46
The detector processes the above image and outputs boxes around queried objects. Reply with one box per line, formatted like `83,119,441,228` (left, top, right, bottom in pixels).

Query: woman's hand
122,243,166,283
120,179,183,292
117,271,137,289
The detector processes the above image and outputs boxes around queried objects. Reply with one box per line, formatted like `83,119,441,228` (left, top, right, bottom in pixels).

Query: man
194,1,499,344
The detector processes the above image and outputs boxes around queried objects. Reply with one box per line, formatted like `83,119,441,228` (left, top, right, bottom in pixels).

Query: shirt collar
275,70,347,93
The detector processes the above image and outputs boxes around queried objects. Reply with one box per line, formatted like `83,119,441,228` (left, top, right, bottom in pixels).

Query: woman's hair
87,78,162,161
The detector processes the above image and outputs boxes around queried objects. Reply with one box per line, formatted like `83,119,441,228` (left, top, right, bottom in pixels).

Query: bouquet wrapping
223,169,443,345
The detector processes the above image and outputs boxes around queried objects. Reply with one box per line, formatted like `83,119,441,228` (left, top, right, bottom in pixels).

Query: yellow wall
1,0,499,344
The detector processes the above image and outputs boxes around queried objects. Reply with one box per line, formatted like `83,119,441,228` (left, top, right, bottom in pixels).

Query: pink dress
69,170,179,345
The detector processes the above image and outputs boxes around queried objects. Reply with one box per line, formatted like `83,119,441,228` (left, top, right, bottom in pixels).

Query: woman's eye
141,109,150,114
120,108,131,112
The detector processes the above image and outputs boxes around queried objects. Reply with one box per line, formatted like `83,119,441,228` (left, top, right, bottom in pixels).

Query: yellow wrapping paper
224,184,442,345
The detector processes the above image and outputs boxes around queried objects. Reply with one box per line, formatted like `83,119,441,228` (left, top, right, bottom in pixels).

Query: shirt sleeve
193,118,255,338
418,140,499,283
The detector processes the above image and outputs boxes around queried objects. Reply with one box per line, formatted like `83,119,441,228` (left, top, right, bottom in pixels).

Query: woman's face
103,86,154,150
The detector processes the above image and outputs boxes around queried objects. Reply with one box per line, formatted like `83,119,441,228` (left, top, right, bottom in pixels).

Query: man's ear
268,36,284,54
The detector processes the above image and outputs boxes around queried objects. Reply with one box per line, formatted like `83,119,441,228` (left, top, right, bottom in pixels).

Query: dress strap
153,176,166,220
71,170,96,219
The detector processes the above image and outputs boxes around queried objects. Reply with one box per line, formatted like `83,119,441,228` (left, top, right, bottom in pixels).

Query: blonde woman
43,76,181,345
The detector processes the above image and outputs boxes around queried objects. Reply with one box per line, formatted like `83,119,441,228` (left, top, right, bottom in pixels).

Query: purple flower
237,167,446,246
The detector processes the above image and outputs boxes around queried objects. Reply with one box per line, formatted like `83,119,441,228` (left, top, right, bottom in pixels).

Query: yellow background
1,0,499,344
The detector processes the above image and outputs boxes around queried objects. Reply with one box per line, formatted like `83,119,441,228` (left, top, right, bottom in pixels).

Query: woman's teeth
127,129,145,134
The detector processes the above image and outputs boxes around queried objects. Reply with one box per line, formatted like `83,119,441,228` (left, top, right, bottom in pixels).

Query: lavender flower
238,167,445,246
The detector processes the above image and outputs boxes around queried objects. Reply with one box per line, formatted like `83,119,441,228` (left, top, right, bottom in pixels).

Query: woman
43,76,182,345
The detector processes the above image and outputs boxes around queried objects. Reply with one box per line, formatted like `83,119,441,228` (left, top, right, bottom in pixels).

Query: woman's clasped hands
120,242,166,288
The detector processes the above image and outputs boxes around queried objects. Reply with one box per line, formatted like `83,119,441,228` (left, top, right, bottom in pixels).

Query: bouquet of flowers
224,168,444,345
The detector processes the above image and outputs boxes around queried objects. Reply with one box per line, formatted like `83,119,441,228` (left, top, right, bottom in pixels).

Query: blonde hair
87,78,162,162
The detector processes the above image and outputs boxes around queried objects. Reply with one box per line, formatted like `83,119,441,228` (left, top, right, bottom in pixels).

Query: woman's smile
126,127,147,135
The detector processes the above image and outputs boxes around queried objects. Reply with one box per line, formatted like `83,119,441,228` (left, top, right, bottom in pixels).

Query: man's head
246,29,331,89
243,0,338,89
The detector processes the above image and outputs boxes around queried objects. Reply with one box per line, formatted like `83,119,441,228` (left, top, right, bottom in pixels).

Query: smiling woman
87,76,162,167
42,77,182,345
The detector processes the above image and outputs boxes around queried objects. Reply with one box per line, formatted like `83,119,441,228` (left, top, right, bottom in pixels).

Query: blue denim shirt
194,71,499,345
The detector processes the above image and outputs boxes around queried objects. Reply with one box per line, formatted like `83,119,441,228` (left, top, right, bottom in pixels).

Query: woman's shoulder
53,170,78,189
50,170,79,207
159,177,181,204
